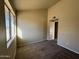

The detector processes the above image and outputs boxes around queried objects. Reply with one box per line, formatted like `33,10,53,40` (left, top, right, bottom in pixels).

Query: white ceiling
12,0,60,11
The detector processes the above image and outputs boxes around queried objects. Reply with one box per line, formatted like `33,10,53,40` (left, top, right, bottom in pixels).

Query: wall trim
17,39,46,47
57,43,79,54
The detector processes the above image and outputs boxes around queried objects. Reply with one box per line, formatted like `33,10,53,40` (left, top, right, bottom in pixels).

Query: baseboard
57,43,79,54
31,39,46,44
17,39,46,47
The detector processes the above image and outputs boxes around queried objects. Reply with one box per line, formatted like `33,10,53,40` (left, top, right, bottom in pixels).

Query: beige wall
17,10,48,46
48,0,79,54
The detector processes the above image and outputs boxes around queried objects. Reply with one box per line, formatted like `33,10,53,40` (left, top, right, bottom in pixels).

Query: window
10,12,15,38
5,5,11,41
4,0,16,48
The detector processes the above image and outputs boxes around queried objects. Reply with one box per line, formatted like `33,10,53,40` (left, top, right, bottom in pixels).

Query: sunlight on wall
17,27,23,39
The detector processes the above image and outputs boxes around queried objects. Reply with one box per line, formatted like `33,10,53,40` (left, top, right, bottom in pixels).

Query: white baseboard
17,39,46,47
58,43,79,54
30,39,46,44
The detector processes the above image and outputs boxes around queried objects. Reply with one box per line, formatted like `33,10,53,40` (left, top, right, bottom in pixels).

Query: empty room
0,0,79,59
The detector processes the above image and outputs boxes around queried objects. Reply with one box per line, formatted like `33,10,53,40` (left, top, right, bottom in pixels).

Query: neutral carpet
15,40,79,59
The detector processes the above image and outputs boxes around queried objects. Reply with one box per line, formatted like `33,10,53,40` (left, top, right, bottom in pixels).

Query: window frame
4,1,16,48
5,4,11,42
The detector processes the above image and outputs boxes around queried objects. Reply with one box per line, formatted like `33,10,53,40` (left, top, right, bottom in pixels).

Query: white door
49,22,55,40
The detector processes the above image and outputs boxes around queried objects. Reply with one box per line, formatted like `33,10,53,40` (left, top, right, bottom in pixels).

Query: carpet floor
15,40,79,59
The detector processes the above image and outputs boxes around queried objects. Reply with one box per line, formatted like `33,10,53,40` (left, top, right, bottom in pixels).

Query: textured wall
48,0,79,54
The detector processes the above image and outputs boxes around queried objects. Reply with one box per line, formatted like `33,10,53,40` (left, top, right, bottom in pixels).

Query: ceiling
11,0,60,11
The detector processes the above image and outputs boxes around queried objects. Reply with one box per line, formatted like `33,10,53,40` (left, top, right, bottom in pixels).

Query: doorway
54,22,58,42
49,21,58,42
